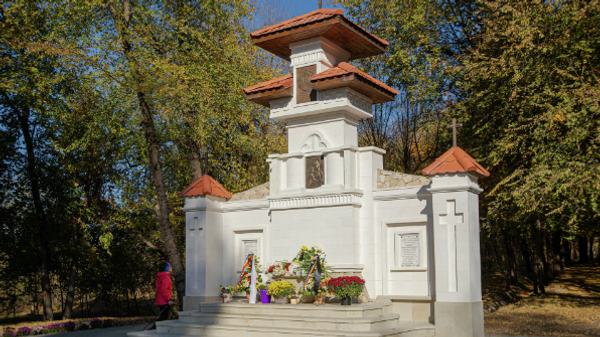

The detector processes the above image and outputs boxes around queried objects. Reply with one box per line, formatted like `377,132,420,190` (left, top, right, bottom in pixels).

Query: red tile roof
178,175,233,199
243,74,293,95
250,8,388,47
311,62,399,96
422,147,490,177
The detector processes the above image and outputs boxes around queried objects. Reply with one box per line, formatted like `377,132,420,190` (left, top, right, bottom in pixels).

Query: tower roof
422,147,490,177
178,175,233,199
243,74,294,107
311,62,398,103
250,9,388,61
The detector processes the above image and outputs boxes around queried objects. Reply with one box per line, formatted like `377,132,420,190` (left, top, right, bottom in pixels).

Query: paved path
45,324,149,336
34,325,537,336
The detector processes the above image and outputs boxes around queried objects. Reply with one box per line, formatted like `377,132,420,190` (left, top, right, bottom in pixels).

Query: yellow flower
294,260,300,263
301,246,308,251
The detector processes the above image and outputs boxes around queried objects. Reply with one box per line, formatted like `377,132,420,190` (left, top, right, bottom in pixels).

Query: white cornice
222,199,269,213
373,186,431,201
268,190,364,210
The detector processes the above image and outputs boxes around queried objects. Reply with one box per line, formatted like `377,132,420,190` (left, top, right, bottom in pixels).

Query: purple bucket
260,289,270,303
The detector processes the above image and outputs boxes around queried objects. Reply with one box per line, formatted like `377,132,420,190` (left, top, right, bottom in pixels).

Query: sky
282,0,344,16
257,0,346,23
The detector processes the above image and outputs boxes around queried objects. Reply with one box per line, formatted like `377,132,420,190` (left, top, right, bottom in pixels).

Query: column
429,173,484,337
182,195,224,310
325,151,344,187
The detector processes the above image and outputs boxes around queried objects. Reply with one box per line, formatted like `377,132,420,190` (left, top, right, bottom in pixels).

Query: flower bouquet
293,246,331,277
220,285,235,303
327,276,365,305
268,280,296,304
288,293,299,305
235,254,263,299
267,261,292,277
258,283,269,303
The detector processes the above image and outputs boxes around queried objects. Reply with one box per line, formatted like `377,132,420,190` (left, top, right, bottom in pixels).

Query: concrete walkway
44,324,148,336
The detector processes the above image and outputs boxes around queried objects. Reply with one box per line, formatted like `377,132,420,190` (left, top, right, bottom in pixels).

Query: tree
455,0,600,292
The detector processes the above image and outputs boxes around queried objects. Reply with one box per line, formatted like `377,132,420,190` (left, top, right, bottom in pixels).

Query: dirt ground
484,263,600,336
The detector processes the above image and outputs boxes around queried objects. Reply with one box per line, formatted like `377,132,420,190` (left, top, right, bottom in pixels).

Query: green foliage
455,0,600,234
0,0,285,318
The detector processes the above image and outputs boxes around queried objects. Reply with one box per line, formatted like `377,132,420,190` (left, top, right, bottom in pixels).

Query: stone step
197,302,393,318
175,312,400,332
128,321,435,337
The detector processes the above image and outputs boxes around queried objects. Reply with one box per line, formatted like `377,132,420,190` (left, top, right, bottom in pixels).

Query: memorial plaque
238,240,257,272
243,240,257,259
306,155,324,189
400,234,420,267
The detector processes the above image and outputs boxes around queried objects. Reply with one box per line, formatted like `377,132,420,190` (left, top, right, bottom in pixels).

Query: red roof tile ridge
250,9,343,37
178,174,233,199
422,147,490,177
243,74,293,94
249,9,388,47
311,62,399,96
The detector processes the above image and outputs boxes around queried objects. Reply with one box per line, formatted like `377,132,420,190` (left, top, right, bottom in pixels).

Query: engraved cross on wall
439,200,464,292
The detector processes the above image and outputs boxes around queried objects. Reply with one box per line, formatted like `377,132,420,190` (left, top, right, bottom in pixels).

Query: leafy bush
90,318,103,329
267,280,296,297
62,321,76,331
31,326,46,335
46,323,62,333
327,276,365,300
17,327,31,336
78,322,89,330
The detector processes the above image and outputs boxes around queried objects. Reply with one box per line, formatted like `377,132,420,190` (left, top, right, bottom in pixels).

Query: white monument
179,9,490,337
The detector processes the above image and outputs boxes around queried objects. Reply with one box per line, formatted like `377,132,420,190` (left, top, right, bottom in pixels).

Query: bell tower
243,9,398,197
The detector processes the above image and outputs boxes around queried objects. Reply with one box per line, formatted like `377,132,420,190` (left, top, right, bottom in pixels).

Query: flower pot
246,291,250,303
301,295,314,303
221,293,233,303
314,294,324,305
260,290,270,304
341,296,352,306
290,299,298,305
273,296,288,304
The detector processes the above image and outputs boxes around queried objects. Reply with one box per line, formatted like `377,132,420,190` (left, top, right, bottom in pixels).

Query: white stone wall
373,194,432,298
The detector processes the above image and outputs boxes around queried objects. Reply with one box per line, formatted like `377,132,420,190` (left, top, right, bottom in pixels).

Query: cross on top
446,118,463,147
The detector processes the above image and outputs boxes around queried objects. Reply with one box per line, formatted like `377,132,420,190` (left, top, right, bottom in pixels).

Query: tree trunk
189,147,202,181
186,110,202,181
520,237,538,294
544,231,554,281
551,232,563,275
578,236,589,263
502,231,516,289
17,106,53,321
588,236,594,263
533,221,546,294
561,238,570,266
595,238,600,261
108,0,185,309
62,264,77,319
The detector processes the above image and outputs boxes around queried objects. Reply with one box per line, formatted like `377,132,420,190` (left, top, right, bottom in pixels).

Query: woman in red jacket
151,262,173,330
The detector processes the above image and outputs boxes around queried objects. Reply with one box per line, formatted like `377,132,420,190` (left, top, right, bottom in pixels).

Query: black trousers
150,304,170,330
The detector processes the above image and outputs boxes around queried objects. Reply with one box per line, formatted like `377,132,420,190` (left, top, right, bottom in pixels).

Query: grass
484,262,600,336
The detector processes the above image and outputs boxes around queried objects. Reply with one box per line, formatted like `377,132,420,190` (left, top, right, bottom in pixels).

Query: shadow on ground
485,262,600,337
